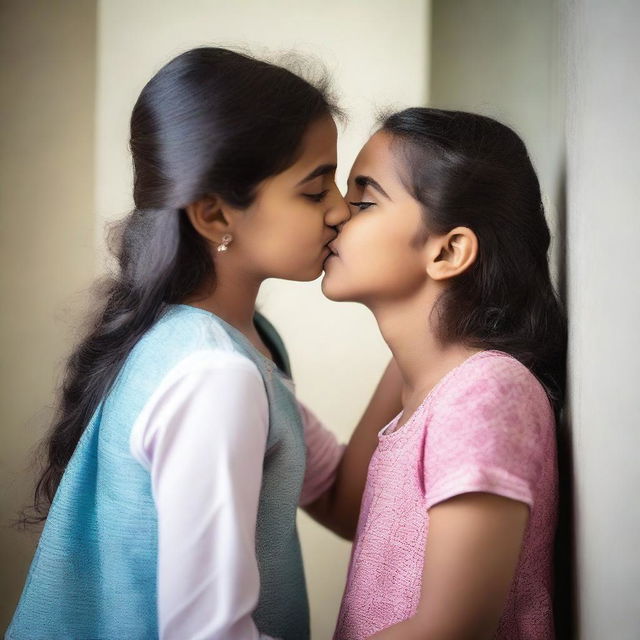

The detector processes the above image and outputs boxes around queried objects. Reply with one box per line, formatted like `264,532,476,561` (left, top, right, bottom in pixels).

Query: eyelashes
302,191,376,211
303,190,329,203
349,201,376,211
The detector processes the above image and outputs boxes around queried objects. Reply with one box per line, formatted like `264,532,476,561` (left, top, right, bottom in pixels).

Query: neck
182,259,263,335
369,284,481,408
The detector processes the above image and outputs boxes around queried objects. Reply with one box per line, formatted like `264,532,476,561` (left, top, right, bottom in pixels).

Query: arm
303,358,403,539
130,350,278,640
369,492,528,639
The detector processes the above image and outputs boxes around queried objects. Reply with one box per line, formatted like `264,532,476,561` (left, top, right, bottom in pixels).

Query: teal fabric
7,304,309,640
254,310,292,378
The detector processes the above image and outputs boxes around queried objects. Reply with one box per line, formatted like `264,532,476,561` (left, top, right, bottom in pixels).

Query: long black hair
381,108,567,412
25,47,341,524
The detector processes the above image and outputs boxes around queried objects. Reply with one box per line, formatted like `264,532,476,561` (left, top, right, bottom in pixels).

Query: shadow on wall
553,160,578,640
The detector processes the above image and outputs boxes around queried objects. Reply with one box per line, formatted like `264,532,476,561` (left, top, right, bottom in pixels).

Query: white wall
96,2,430,636
565,1,640,637
430,0,565,280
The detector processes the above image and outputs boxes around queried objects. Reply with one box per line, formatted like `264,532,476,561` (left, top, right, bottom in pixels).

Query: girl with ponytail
324,108,567,639
8,48,402,640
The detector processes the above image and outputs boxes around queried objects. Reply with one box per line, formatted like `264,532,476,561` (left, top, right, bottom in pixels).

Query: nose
324,188,351,228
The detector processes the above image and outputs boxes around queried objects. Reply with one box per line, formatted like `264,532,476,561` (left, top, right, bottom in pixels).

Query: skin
306,357,403,539
323,131,529,638
184,115,348,350
183,114,403,538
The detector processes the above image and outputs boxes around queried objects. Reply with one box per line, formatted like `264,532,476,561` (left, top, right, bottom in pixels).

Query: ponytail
26,206,209,523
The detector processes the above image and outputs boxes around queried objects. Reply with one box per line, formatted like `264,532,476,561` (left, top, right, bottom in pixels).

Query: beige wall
0,0,97,631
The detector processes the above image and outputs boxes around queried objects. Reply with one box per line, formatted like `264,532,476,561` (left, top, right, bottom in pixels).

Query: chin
304,254,333,281
307,263,325,281
321,272,352,302
280,262,324,282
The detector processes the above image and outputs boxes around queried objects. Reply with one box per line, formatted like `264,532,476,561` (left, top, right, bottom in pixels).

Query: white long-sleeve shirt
129,349,345,640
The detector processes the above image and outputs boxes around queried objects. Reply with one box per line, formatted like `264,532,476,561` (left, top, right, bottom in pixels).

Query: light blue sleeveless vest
7,304,309,640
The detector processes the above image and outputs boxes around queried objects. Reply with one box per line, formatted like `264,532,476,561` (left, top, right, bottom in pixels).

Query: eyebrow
296,163,337,186
353,175,391,200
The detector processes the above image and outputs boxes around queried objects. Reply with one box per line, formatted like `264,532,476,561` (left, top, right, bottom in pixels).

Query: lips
322,241,338,269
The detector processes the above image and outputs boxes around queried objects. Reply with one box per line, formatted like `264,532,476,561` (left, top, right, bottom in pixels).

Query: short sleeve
297,402,346,507
423,354,554,511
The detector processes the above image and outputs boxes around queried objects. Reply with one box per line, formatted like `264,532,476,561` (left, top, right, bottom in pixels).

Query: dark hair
24,47,341,524
381,108,567,411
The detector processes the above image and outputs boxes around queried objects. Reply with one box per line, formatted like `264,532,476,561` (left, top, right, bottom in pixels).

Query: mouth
322,243,339,269
322,235,339,264
326,240,339,257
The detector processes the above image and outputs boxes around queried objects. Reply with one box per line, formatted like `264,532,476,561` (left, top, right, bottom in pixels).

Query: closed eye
303,190,329,203
349,201,376,211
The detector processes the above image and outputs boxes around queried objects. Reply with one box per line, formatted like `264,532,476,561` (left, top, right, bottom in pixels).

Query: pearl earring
217,234,233,253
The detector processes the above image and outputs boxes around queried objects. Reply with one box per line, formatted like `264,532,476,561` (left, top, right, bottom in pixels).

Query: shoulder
427,351,555,451
139,348,265,416
128,305,248,375
150,305,239,351
434,351,552,416
423,352,556,489
138,304,242,350
130,349,268,470
164,349,261,385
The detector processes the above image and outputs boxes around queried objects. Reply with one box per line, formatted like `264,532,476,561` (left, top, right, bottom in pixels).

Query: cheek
262,198,323,241
240,201,327,277
345,216,402,273
323,218,426,300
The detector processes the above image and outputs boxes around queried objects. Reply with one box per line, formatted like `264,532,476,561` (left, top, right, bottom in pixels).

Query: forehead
348,131,402,186
288,115,338,175
256,114,338,194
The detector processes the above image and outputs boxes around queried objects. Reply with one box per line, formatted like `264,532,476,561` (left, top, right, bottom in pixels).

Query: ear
184,195,235,245
426,226,478,281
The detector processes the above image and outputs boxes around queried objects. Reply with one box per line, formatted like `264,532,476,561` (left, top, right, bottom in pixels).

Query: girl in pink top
322,108,567,639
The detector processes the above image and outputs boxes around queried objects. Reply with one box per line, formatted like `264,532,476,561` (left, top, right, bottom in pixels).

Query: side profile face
321,131,431,305
226,114,350,281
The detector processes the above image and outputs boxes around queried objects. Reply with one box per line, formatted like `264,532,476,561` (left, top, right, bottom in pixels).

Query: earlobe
426,227,478,281
184,195,233,245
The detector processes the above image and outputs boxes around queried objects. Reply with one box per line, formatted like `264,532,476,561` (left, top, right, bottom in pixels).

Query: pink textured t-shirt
334,350,558,640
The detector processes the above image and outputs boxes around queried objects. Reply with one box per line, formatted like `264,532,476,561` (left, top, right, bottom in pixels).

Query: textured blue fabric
7,305,309,640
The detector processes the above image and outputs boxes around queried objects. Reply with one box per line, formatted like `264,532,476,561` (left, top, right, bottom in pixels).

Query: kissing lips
323,243,339,269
